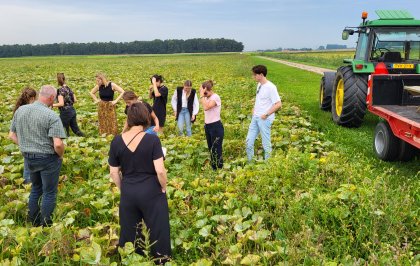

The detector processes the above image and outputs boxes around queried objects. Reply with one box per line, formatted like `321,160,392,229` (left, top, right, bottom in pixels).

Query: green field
261,50,356,70
0,54,418,265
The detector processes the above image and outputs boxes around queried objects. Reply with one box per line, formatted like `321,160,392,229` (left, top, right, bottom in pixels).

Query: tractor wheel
331,66,368,127
319,72,335,111
397,140,417,161
374,121,399,161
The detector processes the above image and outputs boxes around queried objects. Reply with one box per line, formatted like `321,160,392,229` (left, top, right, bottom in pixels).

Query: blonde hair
95,73,108,86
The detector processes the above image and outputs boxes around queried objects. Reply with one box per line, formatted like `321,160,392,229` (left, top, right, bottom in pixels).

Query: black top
108,134,164,184
57,85,75,110
124,101,155,126
152,85,168,116
99,82,114,101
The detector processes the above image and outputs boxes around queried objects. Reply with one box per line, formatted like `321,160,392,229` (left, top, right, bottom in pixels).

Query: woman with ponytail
13,87,37,183
199,80,224,170
53,73,84,137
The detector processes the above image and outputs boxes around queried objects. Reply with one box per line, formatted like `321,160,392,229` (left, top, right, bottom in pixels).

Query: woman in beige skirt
90,73,125,135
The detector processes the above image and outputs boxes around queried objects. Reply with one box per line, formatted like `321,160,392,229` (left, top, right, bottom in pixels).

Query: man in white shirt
246,65,282,162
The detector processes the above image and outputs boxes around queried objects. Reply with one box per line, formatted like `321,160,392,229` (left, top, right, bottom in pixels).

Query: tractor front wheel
331,66,368,127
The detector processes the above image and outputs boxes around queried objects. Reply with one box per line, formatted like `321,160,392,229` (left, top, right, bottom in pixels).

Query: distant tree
0,38,244,58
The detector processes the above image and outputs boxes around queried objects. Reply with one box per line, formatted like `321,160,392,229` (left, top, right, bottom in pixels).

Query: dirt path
257,56,335,75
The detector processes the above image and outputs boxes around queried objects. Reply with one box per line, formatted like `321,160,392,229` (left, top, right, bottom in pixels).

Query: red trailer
367,73,420,161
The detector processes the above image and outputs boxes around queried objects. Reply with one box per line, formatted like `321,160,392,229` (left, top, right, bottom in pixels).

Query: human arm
153,158,167,193
53,137,65,158
151,111,160,132
73,93,77,104
171,90,177,116
8,131,18,145
111,83,125,105
53,95,64,108
199,86,217,111
151,77,161,97
261,101,282,120
90,85,100,104
109,166,121,189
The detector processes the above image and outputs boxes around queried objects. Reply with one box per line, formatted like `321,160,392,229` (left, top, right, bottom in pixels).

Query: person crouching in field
12,87,37,184
53,73,84,137
89,73,125,136
149,74,168,134
246,65,282,162
199,80,224,170
122,91,160,134
171,80,199,136
9,85,66,226
108,102,171,263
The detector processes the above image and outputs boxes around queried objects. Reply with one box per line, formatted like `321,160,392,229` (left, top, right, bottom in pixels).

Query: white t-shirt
253,81,281,120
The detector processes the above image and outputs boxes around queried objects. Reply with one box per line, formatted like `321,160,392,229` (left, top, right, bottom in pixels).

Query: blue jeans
145,126,157,135
23,157,31,184
177,108,192,136
23,153,62,226
246,116,273,162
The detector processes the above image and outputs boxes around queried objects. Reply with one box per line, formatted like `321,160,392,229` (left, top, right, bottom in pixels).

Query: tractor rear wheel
397,140,417,161
331,66,368,127
374,121,399,161
319,72,335,111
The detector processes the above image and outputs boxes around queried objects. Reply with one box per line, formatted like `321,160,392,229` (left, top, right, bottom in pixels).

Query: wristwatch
265,113,270,117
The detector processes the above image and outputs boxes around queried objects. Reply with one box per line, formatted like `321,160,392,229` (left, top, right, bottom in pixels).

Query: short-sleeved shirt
253,81,281,121
204,93,222,124
10,101,67,154
108,134,164,184
57,85,75,110
124,101,155,126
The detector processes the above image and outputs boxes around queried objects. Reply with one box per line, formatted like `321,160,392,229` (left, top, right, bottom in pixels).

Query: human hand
153,126,160,132
94,99,100,104
161,187,166,193
174,111,177,117
260,114,268,120
151,77,157,85
191,115,196,121
111,100,118,106
199,86,205,97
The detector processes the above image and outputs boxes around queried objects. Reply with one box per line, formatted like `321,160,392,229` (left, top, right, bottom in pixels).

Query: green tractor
320,10,420,127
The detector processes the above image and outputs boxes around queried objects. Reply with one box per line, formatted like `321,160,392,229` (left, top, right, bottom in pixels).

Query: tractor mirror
342,30,350,40
342,29,354,40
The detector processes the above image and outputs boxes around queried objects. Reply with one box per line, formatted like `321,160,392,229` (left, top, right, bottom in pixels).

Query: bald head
38,85,57,107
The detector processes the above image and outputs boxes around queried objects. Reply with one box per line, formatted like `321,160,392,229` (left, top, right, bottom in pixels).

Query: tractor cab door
355,31,370,61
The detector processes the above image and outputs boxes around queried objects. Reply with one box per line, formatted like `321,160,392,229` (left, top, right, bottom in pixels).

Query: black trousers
60,107,83,136
204,120,224,170
119,177,171,262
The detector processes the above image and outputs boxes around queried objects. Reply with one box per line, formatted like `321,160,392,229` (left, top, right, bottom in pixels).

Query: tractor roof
363,10,420,27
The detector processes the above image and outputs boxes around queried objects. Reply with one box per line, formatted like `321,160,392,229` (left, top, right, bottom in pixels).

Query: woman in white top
171,80,199,136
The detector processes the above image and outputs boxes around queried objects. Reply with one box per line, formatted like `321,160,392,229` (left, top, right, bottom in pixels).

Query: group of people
8,64,281,263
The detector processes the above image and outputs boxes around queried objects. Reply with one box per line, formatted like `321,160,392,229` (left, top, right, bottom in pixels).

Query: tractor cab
342,10,420,75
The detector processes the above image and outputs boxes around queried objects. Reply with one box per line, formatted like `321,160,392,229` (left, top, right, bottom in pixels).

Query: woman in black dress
108,102,170,263
149,74,168,133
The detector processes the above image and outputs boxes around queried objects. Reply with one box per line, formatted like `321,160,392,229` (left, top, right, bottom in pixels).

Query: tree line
0,38,244,58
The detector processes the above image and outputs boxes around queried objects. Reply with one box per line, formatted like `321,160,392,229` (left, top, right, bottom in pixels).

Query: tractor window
355,33,369,60
372,28,420,61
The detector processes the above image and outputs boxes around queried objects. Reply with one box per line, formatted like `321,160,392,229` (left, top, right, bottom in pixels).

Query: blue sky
0,0,419,51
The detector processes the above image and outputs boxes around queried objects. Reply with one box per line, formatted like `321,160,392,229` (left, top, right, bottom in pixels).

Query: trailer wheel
397,141,417,161
374,121,399,161
319,72,335,111
331,66,368,127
